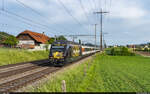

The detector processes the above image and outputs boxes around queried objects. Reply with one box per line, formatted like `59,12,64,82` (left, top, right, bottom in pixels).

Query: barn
16,30,50,49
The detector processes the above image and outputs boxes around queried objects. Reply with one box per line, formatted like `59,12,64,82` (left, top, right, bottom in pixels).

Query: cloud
109,0,147,20
4,0,150,45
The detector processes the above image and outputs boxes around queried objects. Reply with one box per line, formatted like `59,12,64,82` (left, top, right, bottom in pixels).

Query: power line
2,0,4,10
57,0,90,32
92,0,97,11
15,0,43,16
78,0,91,24
89,0,96,11
15,0,73,34
0,10,56,35
2,9,64,34
99,0,102,10
105,0,107,11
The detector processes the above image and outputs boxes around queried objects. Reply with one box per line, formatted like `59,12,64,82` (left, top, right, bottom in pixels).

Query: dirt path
134,51,150,57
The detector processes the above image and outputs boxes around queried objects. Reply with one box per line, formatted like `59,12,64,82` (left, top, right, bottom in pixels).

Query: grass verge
27,53,150,92
0,48,49,66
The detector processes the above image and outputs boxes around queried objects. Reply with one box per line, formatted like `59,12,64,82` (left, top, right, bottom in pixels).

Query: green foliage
110,48,115,55
0,32,11,43
135,47,143,51
29,54,150,92
56,35,67,41
144,48,149,52
48,37,55,44
79,39,81,44
44,44,49,51
3,35,18,47
0,48,49,66
106,47,135,56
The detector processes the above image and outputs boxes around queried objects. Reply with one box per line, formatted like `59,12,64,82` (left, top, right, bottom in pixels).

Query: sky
0,0,150,46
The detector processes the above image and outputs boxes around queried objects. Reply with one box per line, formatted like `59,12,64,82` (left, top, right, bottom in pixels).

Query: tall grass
29,53,150,92
0,48,49,66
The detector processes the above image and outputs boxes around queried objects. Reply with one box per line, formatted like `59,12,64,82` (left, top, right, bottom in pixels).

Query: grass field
29,53,150,92
0,48,49,66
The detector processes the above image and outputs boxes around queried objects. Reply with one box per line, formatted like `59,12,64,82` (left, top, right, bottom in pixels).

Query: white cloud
5,0,150,45
109,0,147,19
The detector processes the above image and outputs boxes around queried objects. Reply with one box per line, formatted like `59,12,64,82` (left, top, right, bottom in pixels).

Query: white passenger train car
81,46,99,55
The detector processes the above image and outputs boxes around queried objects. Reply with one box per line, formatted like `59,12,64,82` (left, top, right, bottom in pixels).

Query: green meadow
0,48,49,66
29,53,150,92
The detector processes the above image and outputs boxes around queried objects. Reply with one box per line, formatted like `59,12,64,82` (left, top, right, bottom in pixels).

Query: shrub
108,47,135,56
144,48,149,52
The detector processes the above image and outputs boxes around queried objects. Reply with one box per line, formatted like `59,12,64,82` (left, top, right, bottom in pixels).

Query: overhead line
15,0,43,16
2,0,4,10
99,0,102,10
90,0,96,11
15,0,73,34
57,0,90,32
78,0,91,24
2,9,65,34
89,0,99,24
93,0,97,11
0,10,57,35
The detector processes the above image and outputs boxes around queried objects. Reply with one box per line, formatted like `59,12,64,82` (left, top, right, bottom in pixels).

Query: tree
3,35,18,47
48,37,55,44
79,39,81,44
56,36,67,41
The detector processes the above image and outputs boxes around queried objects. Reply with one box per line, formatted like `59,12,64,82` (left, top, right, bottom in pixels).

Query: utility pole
55,35,57,41
72,36,77,42
103,32,108,49
94,9,109,51
94,24,97,50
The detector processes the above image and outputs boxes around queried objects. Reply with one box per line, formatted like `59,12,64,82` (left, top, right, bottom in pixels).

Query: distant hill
0,32,12,43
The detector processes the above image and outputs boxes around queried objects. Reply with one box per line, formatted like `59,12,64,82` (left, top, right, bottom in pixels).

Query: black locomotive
49,40,82,66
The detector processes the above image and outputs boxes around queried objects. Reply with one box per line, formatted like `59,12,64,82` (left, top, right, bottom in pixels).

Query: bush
3,35,18,47
144,48,149,52
107,47,135,56
135,47,143,51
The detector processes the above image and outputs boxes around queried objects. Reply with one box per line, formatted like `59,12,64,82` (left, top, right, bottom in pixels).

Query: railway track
0,52,98,92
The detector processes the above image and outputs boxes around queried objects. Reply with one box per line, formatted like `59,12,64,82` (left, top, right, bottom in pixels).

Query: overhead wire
88,0,98,25
78,0,91,24
2,0,106,42
92,0,99,24
93,0,98,11
2,9,64,34
15,0,74,34
78,0,98,36
57,0,90,32
0,10,55,35
2,0,4,10
1,0,66,36
89,0,96,11
99,0,102,10
105,0,112,23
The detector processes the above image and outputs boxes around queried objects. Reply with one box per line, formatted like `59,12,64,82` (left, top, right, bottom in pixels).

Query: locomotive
49,40,98,66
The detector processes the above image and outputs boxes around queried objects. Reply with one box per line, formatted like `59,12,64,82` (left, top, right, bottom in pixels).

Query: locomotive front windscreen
50,44,67,56
51,46,65,53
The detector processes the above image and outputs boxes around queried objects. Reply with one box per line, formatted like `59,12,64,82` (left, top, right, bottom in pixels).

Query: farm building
16,30,50,50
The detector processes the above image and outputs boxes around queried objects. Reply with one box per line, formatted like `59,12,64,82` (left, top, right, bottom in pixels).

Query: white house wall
18,40,35,45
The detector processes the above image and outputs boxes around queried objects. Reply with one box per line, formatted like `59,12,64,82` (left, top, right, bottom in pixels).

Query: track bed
0,52,98,92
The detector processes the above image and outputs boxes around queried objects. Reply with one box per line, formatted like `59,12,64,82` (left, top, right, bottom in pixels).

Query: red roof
17,30,50,44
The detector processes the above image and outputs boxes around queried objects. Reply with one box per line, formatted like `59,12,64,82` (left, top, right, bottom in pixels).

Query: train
49,40,99,66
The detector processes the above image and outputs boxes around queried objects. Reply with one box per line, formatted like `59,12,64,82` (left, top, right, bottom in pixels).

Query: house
16,30,50,49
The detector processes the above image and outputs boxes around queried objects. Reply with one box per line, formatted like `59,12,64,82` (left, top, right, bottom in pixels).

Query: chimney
42,32,45,35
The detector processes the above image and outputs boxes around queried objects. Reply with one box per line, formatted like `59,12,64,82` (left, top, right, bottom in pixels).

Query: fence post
61,80,66,92
84,64,87,76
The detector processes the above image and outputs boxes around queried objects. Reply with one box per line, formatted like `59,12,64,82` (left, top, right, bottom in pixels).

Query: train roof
52,40,79,45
